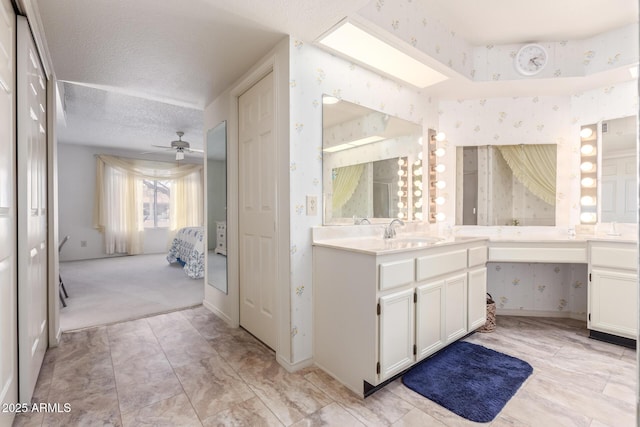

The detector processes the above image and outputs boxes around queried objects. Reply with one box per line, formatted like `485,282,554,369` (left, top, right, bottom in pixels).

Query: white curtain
496,144,556,205
169,169,204,239
332,164,365,212
94,155,203,255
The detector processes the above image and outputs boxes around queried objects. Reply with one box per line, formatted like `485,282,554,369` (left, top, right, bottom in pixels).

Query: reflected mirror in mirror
600,116,637,223
206,121,227,293
455,144,557,226
322,96,424,224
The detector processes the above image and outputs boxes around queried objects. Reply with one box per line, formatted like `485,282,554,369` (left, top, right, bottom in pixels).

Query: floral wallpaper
357,1,637,83
488,262,588,317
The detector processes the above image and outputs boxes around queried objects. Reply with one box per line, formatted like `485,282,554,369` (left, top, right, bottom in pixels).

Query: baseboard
497,309,586,321
276,354,313,373
202,300,236,327
589,329,636,349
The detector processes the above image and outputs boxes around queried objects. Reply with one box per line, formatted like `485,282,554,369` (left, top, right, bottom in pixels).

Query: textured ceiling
31,0,638,155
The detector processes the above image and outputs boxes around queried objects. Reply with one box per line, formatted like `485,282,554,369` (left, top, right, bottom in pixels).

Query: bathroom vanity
312,234,488,397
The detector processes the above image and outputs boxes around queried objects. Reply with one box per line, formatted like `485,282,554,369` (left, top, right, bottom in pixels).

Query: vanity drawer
416,250,467,282
590,244,638,270
468,246,487,268
379,259,415,290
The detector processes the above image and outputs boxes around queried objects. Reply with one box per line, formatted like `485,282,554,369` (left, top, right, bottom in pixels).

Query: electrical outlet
80,240,87,247
306,195,317,216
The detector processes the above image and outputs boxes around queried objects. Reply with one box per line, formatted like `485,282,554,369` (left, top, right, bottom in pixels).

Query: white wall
57,143,202,261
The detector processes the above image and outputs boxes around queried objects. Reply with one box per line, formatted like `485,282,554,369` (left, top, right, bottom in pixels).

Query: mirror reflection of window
456,144,557,226
322,96,424,224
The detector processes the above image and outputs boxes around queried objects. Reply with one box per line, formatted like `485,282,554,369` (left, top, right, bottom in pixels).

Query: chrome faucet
383,219,405,239
354,217,371,225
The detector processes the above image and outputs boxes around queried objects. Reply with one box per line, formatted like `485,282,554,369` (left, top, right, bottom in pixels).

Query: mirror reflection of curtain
94,155,203,255
332,163,365,211
496,144,556,205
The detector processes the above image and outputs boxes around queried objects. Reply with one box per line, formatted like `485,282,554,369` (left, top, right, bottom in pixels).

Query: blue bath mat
402,341,533,423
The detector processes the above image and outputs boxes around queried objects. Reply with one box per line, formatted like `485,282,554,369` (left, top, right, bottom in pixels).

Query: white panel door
17,16,48,403
467,267,487,331
379,289,414,380
0,0,16,425
238,71,277,350
444,273,468,343
416,280,445,360
601,157,637,223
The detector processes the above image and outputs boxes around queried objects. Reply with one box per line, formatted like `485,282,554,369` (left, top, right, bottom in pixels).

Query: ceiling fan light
176,150,184,161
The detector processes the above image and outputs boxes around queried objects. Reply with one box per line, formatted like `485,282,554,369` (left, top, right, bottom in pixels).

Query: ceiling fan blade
186,148,204,153
151,144,173,149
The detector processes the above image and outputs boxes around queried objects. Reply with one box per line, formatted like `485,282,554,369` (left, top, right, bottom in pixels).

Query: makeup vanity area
312,97,638,398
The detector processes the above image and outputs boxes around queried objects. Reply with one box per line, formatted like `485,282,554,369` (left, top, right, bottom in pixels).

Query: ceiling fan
148,131,203,160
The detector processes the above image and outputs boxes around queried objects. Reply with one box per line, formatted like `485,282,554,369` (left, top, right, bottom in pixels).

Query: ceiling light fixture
317,21,448,88
322,135,385,153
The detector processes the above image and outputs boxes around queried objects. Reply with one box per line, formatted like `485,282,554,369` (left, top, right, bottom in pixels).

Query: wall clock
514,43,548,76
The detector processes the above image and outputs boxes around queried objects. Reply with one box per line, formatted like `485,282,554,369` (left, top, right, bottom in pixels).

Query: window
143,179,171,228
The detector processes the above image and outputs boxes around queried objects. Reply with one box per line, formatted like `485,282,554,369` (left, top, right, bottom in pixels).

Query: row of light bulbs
431,131,447,222
579,125,597,224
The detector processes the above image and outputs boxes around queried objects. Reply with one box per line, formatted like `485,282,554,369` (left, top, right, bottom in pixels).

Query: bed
166,226,205,279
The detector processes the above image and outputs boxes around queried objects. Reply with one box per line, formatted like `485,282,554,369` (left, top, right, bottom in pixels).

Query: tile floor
13,307,637,426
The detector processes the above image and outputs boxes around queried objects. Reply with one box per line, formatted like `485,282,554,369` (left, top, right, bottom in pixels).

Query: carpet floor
59,253,204,331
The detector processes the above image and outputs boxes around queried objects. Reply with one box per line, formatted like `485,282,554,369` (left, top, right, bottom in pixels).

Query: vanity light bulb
415,181,422,189
397,190,404,197
435,180,446,189
397,169,405,176
435,196,445,205
581,177,594,187
580,161,593,172
397,180,405,187
397,202,404,208
415,200,423,208
418,152,423,160
414,168,423,176
435,132,446,142
580,196,596,206
397,158,405,166
414,190,422,197
580,212,596,223
418,137,423,146
434,148,446,157
580,144,594,155
434,164,446,173
398,212,405,219
580,128,593,139
414,160,421,166
435,212,446,222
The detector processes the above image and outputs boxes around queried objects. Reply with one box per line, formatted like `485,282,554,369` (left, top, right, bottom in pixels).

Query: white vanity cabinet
588,241,638,341
313,238,488,397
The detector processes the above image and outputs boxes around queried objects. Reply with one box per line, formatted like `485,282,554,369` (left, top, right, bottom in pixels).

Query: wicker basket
477,293,496,333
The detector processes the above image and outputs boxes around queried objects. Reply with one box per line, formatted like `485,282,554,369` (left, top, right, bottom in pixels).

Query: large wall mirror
455,144,557,226
206,121,227,293
599,116,637,223
322,96,426,224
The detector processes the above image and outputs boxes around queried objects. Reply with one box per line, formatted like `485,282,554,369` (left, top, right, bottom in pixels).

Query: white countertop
313,235,487,255
312,224,636,256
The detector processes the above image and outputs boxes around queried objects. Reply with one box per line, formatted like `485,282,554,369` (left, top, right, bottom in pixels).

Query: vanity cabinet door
378,289,415,380
416,280,445,360
468,267,487,331
445,273,468,343
589,268,638,339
